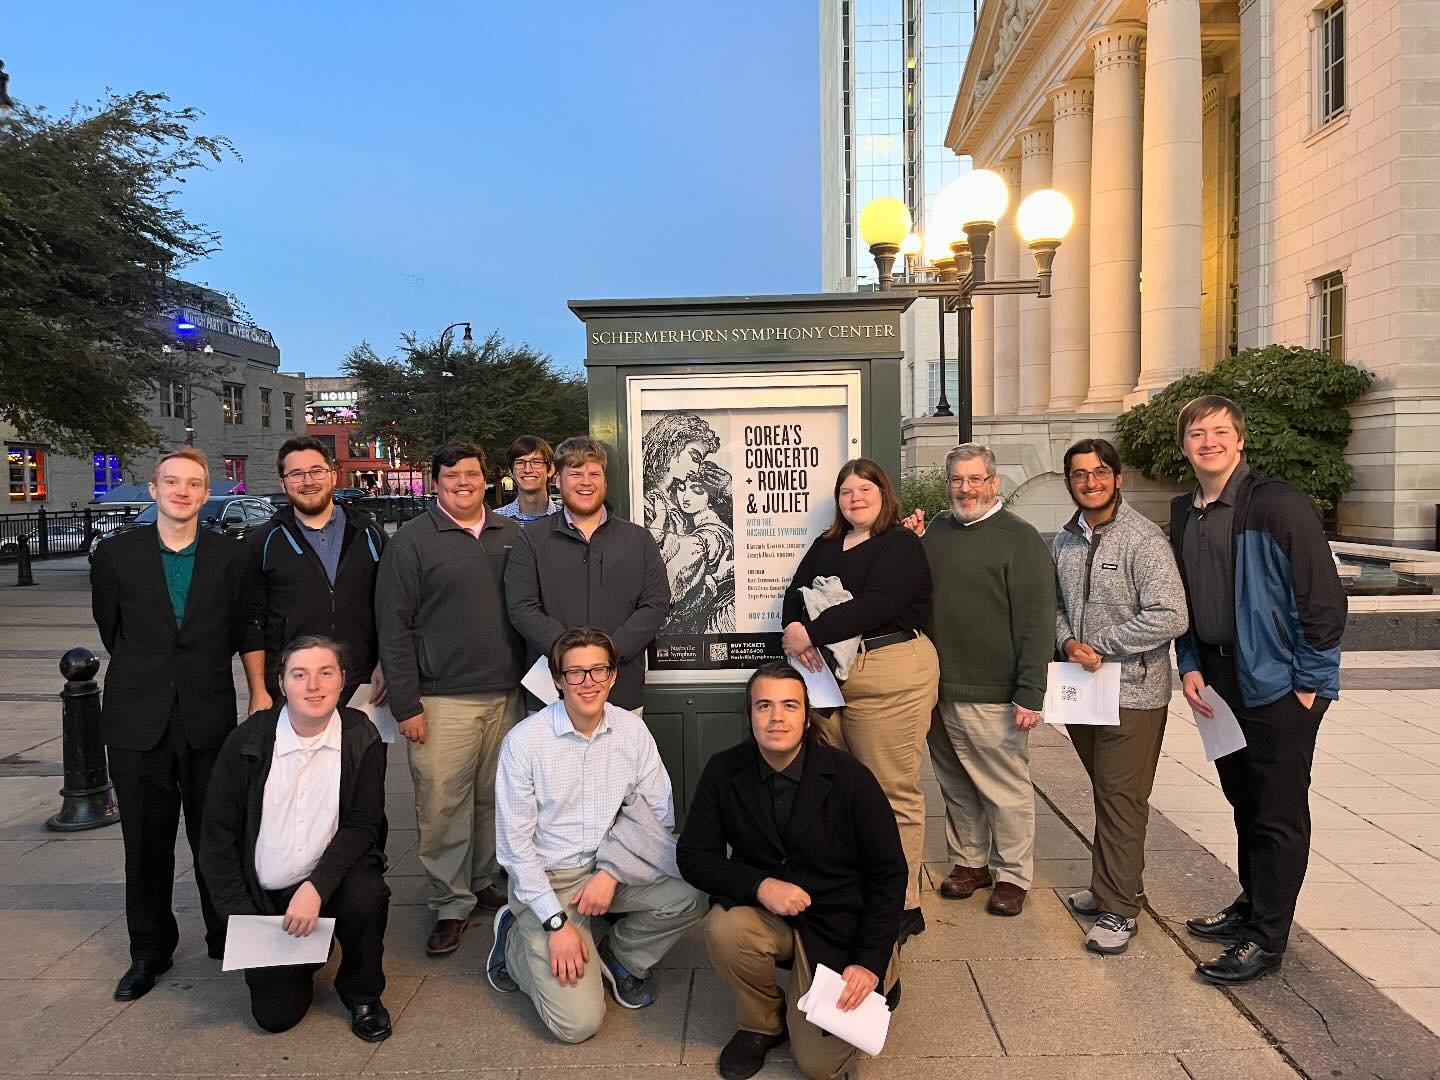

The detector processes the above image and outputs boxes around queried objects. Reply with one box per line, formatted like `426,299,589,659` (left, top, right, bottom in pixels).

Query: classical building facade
903,0,1440,544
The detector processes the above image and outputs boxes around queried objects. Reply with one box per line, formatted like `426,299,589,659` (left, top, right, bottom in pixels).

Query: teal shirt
159,535,199,627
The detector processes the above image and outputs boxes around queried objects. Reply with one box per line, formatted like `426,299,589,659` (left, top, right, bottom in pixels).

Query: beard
1072,487,1121,517
951,494,998,523
290,489,333,515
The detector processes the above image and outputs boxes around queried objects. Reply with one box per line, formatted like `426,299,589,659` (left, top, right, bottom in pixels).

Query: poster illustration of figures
629,372,860,682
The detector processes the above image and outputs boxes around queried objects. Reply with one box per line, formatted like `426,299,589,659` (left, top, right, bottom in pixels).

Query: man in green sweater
906,443,1056,916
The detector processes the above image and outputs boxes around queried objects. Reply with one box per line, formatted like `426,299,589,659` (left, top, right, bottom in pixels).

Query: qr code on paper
709,642,729,663
1060,686,1078,702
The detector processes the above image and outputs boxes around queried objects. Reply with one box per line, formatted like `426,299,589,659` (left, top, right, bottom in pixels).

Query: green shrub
900,469,950,520
1113,345,1373,509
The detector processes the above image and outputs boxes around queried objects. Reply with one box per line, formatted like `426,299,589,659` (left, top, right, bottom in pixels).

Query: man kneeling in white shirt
200,635,392,1041
488,626,705,1043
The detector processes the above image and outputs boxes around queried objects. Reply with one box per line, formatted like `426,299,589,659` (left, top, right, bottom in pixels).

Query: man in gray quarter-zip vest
1051,438,1188,956
243,437,388,712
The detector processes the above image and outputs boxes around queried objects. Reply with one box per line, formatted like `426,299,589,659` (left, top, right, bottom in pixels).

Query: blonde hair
151,447,210,485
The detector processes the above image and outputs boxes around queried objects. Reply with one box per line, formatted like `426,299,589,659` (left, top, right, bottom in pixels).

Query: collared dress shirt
495,496,562,523
757,743,806,837
254,707,343,891
959,499,1004,528
1182,461,1250,647
296,505,346,585
495,700,673,922
438,503,486,539
158,534,198,626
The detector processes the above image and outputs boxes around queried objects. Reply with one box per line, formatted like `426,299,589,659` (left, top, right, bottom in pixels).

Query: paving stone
1321,784,1440,815
1147,783,1234,814
55,973,422,1074
1293,880,1427,931
1317,928,1440,988
680,968,793,1067
1173,1048,1304,1080
1309,827,1433,864
3,837,126,884
0,839,42,868
0,909,120,979
1379,987,1440,1038
1029,858,1092,889
38,907,216,980
969,956,1265,1054
1,978,129,1073
369,971,690,1070
863,1056,1188,1079
380,903,498,977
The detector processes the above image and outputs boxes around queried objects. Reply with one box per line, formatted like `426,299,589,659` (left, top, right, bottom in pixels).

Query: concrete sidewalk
0,558,1435,1077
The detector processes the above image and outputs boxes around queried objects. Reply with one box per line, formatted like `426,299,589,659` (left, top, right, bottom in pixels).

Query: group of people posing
88,393,1344,1080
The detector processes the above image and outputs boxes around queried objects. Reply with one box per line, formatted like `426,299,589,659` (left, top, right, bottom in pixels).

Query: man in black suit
677,661,907,1080
91,448,251,1001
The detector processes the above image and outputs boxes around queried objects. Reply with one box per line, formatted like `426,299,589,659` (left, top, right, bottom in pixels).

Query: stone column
1131,0,1203,402
1199,76,1227,368
972,292,995,417
1047,80,1094,411
1082,22,1145,413
1017,126,1054,414
991,160,1022,415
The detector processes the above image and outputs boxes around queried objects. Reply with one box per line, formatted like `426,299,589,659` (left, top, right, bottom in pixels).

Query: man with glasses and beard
1051,439,1188,954
243,437,388,712
903,443,1055,918
487,627,704,1043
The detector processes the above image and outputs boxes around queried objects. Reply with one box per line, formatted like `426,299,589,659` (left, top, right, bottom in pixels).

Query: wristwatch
542,911,568,933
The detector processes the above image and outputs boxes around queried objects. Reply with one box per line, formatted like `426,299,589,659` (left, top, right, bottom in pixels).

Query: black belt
862,629,919,653
1197,640,1235,658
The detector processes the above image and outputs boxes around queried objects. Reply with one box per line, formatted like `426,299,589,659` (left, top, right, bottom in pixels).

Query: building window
927,360,959,415
1316,0,1345,125
1315,272,1345,357
7,445,47,502
222,383,245,426
93,452,123,499
160,382,185,420
222,456,247,488
283,392,295,430
260,388,272,429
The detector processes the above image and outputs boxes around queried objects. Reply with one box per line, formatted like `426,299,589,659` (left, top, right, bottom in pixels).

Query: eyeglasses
561,665,614,686
513,457,551,473
1067,466,1115,484
283,467,333,483
949,474,995,489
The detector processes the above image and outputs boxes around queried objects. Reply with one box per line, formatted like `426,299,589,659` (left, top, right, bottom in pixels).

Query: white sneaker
1068,888,1100,916
1085,912,1138,954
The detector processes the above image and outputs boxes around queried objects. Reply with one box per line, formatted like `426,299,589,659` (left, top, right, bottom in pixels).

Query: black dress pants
107,708,225,962
1201,648,1330,954
245,861,390,1034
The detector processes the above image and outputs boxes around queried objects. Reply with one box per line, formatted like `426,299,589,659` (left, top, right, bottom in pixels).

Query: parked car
332,487,368,505
91,495,276,559
0,524,90,559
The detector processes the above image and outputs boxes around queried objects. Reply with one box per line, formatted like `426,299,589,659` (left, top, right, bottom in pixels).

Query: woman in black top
782,458,939,943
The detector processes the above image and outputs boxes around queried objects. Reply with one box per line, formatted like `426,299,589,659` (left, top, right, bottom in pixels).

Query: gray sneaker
597,934,654,1009
486,906,519,993
1085,911,1138,954
1068,888,1100,916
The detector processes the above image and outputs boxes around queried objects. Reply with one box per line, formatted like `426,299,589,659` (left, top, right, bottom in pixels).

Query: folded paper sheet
222,915,335,971
348,684,396,743
794,963,892,1057
520,655,561,706
1042,661,1121,726
1193,685,1247,761
786,657,846,710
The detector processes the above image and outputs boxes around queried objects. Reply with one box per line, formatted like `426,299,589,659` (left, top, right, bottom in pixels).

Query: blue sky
6,2,819,375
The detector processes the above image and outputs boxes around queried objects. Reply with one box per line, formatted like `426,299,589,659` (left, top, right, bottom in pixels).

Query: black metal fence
344,494,435,525
0,506,143,562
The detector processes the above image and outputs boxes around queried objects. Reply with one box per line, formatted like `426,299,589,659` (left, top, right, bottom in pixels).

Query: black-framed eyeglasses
283,466,333,482
513,456,552,473
560,665,614,686
949,473,995,489
1068,467,1115,484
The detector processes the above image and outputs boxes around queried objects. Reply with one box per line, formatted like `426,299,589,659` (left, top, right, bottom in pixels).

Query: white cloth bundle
799,575,861,680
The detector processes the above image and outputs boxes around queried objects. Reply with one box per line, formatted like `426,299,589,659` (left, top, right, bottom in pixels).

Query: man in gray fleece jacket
1051,439,1188,955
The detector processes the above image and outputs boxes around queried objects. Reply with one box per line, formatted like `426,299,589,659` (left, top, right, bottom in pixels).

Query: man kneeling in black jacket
200,635,392,1041
678,661,906,1080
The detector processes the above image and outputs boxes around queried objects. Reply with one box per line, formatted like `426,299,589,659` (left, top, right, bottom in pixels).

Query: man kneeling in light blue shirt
488,626,705,1043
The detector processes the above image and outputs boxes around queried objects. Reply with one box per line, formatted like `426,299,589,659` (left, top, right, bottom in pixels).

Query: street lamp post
436,321,472,444
861,170,1073,446
161,339,214,447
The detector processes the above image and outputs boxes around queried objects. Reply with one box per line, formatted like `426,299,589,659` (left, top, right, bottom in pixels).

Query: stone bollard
15,534,35,586
46,648,119,832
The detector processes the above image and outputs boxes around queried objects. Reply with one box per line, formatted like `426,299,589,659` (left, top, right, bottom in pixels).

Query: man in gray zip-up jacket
1051,439,1188,955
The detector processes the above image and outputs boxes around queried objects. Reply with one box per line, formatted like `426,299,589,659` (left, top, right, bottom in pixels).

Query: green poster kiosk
568,292,913,810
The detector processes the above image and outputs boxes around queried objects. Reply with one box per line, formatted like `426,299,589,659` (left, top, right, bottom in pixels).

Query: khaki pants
1069,707,1168,917
813,635,939,909
704,904,899,1080
505,863,707,1044
408,690,520,920
928,700,1035,889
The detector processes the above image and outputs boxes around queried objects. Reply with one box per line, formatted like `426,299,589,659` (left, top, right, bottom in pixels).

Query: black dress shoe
898,907,925,945
717,1027,788,1080
1185,904,1249,941
1196,939,1282,985
349,1001,392,1043
114,958,172,1001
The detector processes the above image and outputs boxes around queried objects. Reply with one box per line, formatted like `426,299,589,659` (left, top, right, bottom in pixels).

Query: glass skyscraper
820,0,977,291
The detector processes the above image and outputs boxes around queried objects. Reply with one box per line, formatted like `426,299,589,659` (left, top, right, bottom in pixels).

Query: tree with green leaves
1113,345,1374,509
0,92,237,459
342,331,588,474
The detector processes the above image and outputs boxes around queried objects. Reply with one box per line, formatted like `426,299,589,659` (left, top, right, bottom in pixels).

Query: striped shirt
495,496,561,523
495,700,674,922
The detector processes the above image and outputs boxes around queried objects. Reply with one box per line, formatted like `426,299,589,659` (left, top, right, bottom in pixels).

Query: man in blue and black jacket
1169,395,1346,985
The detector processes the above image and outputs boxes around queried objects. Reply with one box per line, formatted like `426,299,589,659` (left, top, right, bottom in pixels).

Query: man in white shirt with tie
488,626,705,1043
201,636,392,1041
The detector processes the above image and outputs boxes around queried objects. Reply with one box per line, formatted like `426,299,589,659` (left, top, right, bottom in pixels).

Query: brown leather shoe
987,882,1027,916
426,918,467,955
474,884,508,911
939,864,993,899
